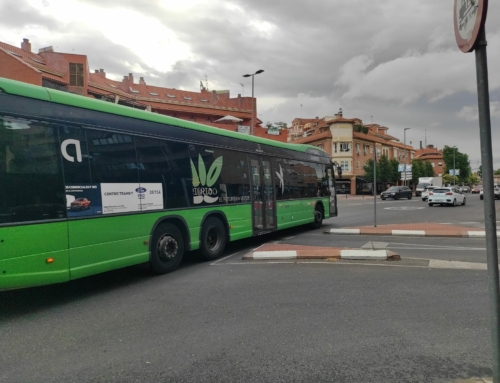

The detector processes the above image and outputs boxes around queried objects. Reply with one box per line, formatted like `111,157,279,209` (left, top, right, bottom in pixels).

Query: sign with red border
454,0,488,52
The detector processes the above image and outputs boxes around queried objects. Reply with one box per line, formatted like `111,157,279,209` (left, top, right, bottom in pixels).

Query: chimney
21,38,31,52
139,77,146,85
99,69,106,78
420,141,423,149
128,73,134,84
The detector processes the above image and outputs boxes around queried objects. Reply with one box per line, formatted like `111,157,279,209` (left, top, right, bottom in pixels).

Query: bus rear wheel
200,217,227,261
150,223,184,274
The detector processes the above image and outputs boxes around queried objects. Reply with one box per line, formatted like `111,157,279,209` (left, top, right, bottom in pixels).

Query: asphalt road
0,192,497,383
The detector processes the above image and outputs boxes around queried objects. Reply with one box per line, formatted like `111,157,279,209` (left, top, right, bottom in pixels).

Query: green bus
0,77,337,290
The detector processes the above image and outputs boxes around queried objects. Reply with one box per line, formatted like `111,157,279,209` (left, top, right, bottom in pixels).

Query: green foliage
494,169,500,176
363,158,379,183
478,165,482,177
353,124,369,134
411,159,424,185
442,174,458,185
442,146,471,183
468,173,479,185
378,155,392,183
424,161,434,177
389,158,401,183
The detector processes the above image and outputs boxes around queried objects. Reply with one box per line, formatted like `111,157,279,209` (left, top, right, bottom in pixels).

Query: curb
243,248,401,261
324,229,496,238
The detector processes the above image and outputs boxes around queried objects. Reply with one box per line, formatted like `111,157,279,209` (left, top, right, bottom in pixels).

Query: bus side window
0,117,66,223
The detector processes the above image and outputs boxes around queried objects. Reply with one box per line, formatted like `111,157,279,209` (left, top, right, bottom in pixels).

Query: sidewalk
325,222,492,238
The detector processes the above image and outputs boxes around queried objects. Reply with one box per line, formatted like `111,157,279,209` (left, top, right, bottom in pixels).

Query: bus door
250,156,276,234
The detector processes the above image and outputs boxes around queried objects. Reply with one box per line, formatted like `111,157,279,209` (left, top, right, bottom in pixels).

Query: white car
421,186,436,201
480,185,500,200
428,186,466,207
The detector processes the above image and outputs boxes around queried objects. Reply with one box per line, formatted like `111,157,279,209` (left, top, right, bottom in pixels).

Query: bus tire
150,223,184,274
200,217,227,261
310,205,324,229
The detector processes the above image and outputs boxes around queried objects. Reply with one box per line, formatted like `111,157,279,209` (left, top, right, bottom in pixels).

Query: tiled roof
88,73,251,115
0,41,45,64
291,131,332,144
353,131,413,150
0,42,68,85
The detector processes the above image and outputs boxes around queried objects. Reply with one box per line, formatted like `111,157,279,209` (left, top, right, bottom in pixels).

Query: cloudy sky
1,0,499,169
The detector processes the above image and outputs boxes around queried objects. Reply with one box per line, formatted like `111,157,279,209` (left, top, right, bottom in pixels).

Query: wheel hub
158,235,178,261
206,227,220,251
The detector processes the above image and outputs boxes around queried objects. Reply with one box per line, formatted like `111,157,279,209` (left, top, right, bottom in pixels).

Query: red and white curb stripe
325,229,498,238
243,249,400,261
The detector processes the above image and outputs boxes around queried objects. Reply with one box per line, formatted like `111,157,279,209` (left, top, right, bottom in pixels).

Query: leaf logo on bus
190,154,223,204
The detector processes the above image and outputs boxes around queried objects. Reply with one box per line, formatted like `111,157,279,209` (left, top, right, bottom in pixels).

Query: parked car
421,186,436,201
480,185,500,200
381,186,413,200
471,186,482,194
461,186,471,193
70,198,91,210
428,187,465,207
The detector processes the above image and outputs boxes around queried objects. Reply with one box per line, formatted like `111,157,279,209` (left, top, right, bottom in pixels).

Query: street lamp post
404,128,411,186
242,69,264,136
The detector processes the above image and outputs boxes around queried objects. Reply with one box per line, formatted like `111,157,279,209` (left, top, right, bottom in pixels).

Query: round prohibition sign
384,206,425,211
454,0,488,53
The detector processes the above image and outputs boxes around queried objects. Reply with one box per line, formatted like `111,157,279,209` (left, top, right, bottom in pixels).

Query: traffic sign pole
454,1,499,380
475,27,500,383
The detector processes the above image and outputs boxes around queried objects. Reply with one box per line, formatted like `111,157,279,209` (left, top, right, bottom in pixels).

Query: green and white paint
190,154,223,204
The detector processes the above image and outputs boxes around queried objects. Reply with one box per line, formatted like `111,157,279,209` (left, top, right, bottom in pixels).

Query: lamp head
243,74,251,78
255,69,264,74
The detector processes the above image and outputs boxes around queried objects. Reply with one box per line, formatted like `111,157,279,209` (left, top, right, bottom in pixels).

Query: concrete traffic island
243,244,401,261
324,222,494,238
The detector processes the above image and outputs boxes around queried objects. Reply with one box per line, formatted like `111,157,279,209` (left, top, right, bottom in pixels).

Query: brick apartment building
0,38,287,142
288,110,415,195
414,145,445,177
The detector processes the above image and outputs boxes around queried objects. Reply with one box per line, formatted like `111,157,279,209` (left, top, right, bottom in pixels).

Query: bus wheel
150,223,184,274
310,205,324,229
200,217,227,261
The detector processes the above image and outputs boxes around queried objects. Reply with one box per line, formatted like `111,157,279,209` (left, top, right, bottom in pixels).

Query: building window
356,143,360,154
69,63,84,86
340,142,350,152
370,146,373,154
364,145,369,155
394,148,398,157
317,144,324,150
340,161,349,171
356,161,360,169
334,143,337,153
431,162,435,167
438,162,443,166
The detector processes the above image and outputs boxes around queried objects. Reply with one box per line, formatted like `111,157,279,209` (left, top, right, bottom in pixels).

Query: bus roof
0,77,330,159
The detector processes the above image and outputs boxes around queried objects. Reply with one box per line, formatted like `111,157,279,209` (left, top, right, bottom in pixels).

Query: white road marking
392,230,426,236
428,260,487,270
361,242,389,249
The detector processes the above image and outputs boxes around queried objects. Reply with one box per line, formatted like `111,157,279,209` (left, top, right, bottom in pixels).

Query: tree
411,159,424,185
378,155,392,183
443,174,458,186
442,146,471,184
424,161,434,177
389,158,401,183
478,165,482,178
494,169,500,176
468,173,479,185
363,158,380,183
